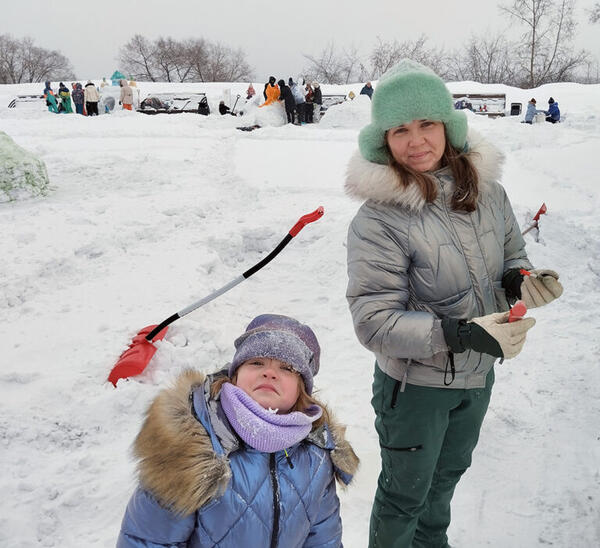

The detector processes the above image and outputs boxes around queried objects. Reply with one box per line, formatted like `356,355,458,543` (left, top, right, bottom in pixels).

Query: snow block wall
0,131,50,202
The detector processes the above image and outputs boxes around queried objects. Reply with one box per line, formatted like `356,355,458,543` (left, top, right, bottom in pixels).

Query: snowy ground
1,80,599,547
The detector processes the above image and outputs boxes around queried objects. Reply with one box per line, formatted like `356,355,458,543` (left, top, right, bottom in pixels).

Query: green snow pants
369,363,494,548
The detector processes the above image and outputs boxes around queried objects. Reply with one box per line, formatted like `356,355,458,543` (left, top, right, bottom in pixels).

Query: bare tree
303,42,347,84
448,34,517,84
499,0,589,86
119,35,252,82
589,2,600,21
119,34,158,81
0,34,73,83
368,36,449,80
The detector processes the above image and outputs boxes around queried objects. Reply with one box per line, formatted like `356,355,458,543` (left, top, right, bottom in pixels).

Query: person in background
43,81,58,113
289,78,306,124
71,83,85,115
119,79,133,111
84,81,100,116
545,97,560,123
58,82,73,113
312,82,322,123
246,83,256,100
100,77,109,88
345,59,563,548
522,98,541,124
304,82,314,123
263,76,276,100
360,81,373,99
278,79,296,124
218,100,236,116
260,77,280,107
116,314,358,548
129,78,137,87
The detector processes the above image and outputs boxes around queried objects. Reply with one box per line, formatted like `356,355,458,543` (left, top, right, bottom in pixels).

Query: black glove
442,317,504,358
442,312,536,359
502,268,524,303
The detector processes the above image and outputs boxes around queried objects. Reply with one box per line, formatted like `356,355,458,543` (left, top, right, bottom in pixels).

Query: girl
117,314,358,547
345,60,563,547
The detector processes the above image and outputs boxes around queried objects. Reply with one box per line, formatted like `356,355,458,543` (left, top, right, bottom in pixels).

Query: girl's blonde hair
386,129,480,213
210,371,329,429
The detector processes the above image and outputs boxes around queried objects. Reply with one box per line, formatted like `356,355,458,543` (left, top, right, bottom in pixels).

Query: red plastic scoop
508,300,527,323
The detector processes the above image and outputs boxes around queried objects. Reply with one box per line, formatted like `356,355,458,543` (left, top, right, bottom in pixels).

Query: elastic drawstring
284,449,294,469
444,352,456,386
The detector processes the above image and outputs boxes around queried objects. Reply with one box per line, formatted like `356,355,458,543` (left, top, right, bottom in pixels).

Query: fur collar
133,370,359,516
344,128,504,211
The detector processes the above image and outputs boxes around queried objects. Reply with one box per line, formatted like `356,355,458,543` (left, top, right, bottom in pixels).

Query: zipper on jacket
437,176,483,317
284,448,294,469
269,453,280,548
380,443,423,452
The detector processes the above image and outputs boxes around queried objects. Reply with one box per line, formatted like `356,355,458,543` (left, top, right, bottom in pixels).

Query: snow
0,131,50,202
1,79,599,548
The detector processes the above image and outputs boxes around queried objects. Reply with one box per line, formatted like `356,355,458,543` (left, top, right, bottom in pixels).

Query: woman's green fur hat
359,59,468,165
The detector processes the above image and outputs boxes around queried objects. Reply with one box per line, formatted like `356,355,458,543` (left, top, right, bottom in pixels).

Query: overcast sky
3,0,599,82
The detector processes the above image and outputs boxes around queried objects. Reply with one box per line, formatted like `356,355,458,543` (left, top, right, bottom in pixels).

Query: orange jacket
260,84,280,107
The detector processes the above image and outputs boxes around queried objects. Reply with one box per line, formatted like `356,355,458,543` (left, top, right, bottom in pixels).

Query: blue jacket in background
524,102,540,123
546,101,560,121
360,85,373,99
117,370,358,548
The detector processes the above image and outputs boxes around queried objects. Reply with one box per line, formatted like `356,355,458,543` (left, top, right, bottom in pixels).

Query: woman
117,314,358,547
345,60,563,547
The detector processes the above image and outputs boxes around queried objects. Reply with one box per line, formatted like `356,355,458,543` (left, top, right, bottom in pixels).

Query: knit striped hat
359,59,468,165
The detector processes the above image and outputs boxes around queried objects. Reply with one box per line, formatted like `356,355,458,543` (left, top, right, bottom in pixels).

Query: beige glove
521,269,563,309
470,311,536,359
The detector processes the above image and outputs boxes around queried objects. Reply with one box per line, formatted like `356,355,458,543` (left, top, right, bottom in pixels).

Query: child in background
117,314,358,548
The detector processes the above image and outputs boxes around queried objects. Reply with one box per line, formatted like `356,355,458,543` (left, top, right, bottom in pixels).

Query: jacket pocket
421,288,472,317
380,443,423,452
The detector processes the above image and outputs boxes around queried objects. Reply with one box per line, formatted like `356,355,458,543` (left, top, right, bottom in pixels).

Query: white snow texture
1,79,599,547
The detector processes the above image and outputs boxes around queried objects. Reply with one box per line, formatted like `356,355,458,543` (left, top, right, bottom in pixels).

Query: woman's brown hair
210,371,329,429
386,129,480,212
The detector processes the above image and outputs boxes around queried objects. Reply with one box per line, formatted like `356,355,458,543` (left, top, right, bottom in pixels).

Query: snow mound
319,95,371,129
0,131,50,202
239,98,287,127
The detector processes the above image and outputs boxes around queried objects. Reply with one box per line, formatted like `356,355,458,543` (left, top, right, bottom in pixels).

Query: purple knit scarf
220,382,322,453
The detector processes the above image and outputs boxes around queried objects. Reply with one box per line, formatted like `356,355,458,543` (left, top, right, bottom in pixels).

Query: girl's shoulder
133,370,231,516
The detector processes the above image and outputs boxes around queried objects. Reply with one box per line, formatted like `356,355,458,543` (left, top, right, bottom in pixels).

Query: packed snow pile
319,94,372,129
0,130,50,202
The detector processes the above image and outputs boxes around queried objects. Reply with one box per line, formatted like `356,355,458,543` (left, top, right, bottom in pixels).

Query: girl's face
386,119,446,172
235,358,301,413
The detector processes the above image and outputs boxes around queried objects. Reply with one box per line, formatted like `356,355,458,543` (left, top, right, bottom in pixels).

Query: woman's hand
520,269,563,308
442,312,536,359
502,268,563,309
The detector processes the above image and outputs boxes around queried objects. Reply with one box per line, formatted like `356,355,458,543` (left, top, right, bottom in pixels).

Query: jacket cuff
431,319,450,354
441,318,467,354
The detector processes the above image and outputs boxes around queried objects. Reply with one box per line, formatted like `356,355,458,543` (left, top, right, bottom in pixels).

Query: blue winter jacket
524,102,539,123
117,370,358,548
546,101,560,121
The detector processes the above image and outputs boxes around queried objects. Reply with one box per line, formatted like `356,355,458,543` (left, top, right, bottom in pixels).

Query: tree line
118,35,253,83
304,0,600,87
0,34,74,84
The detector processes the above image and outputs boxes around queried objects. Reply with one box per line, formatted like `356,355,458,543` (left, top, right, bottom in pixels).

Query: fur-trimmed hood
345,128,505,211
133,370,359,516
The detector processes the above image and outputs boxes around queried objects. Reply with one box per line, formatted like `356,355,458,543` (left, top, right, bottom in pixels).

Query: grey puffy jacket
345,131,532,389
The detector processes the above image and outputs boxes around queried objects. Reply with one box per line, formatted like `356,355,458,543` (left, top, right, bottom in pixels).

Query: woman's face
386,120,446,172
235,358,301,413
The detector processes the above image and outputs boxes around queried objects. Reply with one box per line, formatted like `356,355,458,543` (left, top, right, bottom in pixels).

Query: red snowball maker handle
289,206,324,237
508,300,527,323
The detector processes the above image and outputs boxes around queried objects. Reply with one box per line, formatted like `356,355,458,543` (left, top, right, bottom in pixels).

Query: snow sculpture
0,131,50,202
